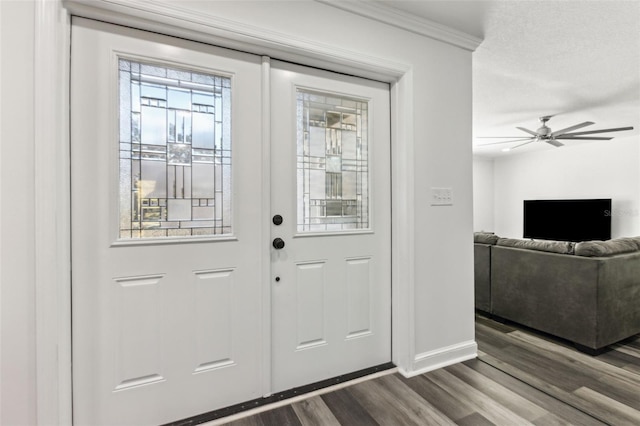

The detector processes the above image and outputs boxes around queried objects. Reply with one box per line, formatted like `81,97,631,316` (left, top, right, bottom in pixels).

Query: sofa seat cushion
474,232,499,245
496,238,575,254
575,238,640,257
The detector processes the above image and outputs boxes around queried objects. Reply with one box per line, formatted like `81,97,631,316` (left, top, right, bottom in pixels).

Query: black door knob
272,238,285,249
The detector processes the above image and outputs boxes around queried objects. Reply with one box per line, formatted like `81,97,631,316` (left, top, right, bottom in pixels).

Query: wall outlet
431,187,453,206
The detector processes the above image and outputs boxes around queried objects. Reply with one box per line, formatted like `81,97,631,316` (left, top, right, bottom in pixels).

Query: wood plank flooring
217,315,640,425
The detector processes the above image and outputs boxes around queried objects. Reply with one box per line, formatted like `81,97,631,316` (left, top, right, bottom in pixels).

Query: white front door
270,61,391,392
71,18,264,425
71,19,391,426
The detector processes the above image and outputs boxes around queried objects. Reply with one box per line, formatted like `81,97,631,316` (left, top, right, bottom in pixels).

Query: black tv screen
523,199,611,242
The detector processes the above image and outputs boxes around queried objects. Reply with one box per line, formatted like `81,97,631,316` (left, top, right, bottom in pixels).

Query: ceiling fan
478,116,634,152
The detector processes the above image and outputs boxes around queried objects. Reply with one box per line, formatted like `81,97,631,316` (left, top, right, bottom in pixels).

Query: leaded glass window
119,59,231,239
297,89,369,232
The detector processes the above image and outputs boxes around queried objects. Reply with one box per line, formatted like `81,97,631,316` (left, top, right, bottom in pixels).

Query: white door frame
33,0,474,423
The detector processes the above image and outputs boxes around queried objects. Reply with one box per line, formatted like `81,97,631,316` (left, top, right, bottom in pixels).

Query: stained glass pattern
119,59,232,239
297,89,369,232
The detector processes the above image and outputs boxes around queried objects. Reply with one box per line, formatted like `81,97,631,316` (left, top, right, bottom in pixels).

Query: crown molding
316,0,482,52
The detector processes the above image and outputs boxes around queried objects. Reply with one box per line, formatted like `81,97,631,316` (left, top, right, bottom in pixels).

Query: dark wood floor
220,314,640,425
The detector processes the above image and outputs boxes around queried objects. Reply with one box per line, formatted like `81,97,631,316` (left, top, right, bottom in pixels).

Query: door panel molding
37,1,417,424
192,268,236,374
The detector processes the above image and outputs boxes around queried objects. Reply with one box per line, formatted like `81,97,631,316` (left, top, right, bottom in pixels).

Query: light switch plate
431,187,453,206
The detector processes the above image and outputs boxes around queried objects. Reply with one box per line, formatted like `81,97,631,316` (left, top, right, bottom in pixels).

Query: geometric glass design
118,59,232,239
296,89,369,232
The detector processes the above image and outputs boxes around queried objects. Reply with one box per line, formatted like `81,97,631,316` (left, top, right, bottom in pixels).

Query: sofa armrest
596,251,640,347
474,244,492,312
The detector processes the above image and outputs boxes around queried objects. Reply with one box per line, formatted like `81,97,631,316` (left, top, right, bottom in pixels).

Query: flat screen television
523,199,612,242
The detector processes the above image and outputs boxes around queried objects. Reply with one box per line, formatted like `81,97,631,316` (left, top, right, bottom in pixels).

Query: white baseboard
399,340,478,378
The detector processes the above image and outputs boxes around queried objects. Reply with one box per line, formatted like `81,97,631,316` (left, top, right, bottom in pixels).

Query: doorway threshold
165,362,396,426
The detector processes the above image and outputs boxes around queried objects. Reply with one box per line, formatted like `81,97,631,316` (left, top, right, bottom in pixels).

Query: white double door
71,18,390,425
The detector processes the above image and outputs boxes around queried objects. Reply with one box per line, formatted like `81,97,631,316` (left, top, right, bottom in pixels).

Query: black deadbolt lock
272,214,283,225
272,238,285,249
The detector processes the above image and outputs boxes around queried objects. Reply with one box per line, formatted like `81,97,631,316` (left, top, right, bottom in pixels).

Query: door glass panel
297,89,369,232
118,59,232,239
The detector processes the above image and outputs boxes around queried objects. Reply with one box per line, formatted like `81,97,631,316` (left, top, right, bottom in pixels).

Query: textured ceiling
378,0,640,156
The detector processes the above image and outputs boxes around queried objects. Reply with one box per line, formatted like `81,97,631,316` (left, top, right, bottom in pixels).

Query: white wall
491,136,640,239
473,156,495,232
1,0,477,421
411,54,475,358
1,1,38,425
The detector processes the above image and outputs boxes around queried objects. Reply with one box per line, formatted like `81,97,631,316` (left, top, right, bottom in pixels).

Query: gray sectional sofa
474,232,640,352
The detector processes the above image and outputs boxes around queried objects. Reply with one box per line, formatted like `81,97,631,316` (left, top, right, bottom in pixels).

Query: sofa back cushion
474,232,499,245
497,238,575,254
574,238,640,257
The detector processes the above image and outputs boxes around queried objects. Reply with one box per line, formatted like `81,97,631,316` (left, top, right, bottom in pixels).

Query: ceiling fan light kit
480,116,634,152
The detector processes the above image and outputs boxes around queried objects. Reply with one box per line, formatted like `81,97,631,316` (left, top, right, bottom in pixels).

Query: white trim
316,0,483,52
390,70,415,373
64,0,410,82
399,340,478,378
40,0,422,423
0,2,3,419
34,0,72,424
260,56,272,398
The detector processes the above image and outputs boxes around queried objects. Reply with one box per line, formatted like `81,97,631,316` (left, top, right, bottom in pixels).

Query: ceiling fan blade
560,126,634,136
546,139,564,147
550,121,594,137
478,138,534,146
555,136,613,140
505,140,536,151
477,136,535,139
516,127,539,136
